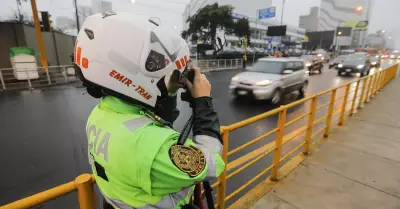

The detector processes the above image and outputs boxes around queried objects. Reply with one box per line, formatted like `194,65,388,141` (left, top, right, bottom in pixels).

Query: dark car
369,57,381,68
329,55,347,69
337,55,371,76
300,55,323,74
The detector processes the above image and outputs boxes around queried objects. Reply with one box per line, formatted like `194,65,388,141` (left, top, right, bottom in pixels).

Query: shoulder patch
169,145,206,178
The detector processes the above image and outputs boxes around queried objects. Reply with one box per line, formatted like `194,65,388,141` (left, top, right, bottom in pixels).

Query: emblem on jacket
169,145,206,177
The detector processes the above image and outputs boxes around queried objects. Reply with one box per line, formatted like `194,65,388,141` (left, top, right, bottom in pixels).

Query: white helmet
75,12,190,108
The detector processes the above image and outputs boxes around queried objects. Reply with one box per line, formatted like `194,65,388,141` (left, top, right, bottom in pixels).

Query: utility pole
280,0,286,25
15,0,22,21
30,0,48,70
74,0,80,32
253,9,258,63
280,0,286,52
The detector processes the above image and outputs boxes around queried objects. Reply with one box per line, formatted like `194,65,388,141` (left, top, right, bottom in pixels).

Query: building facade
78,5,93,27
92,0,113,14
299,7,319,32
318,0,367,31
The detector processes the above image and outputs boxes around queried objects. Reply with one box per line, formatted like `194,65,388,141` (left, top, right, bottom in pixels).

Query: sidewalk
252,79,400,209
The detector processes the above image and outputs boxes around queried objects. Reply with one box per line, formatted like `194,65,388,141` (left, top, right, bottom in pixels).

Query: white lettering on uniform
86,124,111,162
97,132,110,162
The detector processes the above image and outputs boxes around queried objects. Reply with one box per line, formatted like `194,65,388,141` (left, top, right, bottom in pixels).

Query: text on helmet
109,70,152,100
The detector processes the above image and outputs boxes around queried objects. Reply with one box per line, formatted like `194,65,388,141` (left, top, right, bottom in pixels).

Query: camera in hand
180,66,195,103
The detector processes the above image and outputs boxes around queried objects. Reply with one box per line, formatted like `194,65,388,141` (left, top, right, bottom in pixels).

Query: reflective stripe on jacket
87,96,225,209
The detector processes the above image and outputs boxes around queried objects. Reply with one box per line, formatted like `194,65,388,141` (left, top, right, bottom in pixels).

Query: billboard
343,21,368,31
258,7,276,19
267,25,287,36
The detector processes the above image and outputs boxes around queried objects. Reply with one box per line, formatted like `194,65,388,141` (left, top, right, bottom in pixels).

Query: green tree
234,18,251,46
186,3,235,57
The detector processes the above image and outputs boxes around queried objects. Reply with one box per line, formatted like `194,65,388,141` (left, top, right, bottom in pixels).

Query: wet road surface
0,60,397,208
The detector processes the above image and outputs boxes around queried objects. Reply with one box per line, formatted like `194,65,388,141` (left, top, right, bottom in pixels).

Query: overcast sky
1,0,399,47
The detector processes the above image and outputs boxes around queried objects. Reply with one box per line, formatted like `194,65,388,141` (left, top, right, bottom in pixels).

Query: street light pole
253,9,258,63
280,0,286,25
73,0,80,32
361,0,372,47
279,0,286,53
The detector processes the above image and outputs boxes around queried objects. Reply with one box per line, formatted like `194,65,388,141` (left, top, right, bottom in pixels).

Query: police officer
75,12,225,209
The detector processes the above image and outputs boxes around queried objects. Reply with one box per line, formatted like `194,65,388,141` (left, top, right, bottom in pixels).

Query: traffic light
240,39,245,46
40,11,52,32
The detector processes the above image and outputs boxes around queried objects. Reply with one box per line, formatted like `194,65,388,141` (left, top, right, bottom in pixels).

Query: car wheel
329,65,332,69
299,82,308,96
338,70,342,76
271,89,282,105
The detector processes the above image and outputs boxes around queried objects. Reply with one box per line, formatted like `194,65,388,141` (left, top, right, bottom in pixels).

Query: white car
230,58,308,104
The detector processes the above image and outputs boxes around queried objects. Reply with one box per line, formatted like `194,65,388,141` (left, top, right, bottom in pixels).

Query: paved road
0,59,397,208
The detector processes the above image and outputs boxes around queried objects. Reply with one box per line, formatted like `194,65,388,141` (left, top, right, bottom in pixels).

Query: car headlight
375,55,379,58
231,76,239,82
357,65,364,69
305,62,311,67
398,56,400,58
371,62,377,65
391,55,395,58
338,64,343,68
321,57,325,60
256,80,271,86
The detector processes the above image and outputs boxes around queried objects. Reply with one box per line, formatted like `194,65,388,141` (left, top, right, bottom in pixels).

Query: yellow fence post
216,127,229,209
349,80,360,117
369,74,378,99
324,89,336,137
270,107,287,181
373,72,381,95
303,96,317,154
357,77,368,109
75,174,97,209
364,75,373,103
380,70,386,89
339,84,350,125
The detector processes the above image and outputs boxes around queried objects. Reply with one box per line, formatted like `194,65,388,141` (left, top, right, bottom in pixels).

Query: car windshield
332,55,346,62
249,61,284,74
343,56,366,65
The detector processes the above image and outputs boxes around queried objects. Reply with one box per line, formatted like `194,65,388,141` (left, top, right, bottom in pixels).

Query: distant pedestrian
274,48,282,57
283,46,289,57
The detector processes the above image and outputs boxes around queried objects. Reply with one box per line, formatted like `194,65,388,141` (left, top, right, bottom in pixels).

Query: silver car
230,58,308,104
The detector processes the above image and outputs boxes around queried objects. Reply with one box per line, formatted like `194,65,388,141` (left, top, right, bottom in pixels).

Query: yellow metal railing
1,64,398,209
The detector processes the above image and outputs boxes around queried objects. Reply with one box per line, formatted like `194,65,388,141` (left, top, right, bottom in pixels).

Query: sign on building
343,21,369,31
258,7,276,19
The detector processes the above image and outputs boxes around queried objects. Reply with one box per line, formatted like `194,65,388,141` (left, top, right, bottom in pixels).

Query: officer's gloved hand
183,68,211,98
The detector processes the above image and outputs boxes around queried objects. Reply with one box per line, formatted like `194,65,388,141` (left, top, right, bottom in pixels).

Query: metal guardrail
0,59,243,91
0,65,78,90
0,64,398,209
